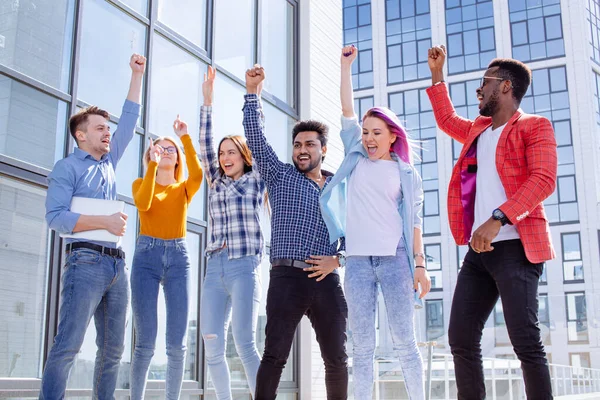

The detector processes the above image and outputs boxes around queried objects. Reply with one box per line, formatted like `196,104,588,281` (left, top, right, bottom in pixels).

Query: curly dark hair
487,58,532,103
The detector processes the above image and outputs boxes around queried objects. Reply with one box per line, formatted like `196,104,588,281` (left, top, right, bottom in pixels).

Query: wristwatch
492,208,510,226
336,252,346,268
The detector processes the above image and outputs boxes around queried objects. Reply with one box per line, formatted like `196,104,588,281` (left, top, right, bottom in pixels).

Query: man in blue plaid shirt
243,65,348,400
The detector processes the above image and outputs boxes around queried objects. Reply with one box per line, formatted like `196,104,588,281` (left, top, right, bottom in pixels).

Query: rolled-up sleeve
413,168,424,230
45,162,80,234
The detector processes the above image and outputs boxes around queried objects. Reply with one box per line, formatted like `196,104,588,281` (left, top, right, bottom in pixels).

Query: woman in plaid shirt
197,66,267,400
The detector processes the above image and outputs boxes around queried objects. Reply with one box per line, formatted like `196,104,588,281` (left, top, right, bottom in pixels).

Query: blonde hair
143,136,185,182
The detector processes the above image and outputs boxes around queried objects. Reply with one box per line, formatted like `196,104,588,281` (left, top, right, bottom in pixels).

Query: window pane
115,132,142,198
149,35,206,220
562,233,581,260
261,0,295,105
425,244,442,290
0,177,49,378
78,0,147,121
263,102,295,164
68,204,138,389
0,0,75,92
0,77,67,170
121,0,148,16
158,0,208,49
215,0,256,80
426,300,444,340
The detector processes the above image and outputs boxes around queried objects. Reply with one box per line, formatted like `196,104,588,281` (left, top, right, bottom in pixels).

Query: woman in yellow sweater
129,116,203,400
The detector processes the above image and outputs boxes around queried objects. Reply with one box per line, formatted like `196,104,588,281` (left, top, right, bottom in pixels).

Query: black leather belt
272,258,311,269
66,242,125,259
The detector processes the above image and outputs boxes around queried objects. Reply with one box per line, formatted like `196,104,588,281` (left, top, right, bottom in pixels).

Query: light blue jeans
130,235,191,400
40,248,129,400
200,248,261,400
345,243,424,400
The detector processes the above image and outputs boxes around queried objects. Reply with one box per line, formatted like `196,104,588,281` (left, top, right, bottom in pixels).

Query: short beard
479,87,500,117
293,157,321,173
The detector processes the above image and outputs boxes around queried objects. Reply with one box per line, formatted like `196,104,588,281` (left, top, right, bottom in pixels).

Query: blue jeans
200,249,261,400
39,248,129,400
345,244,424,400
130,236,191,400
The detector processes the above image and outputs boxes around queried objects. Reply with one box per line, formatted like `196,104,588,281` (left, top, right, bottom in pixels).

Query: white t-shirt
472,123,520,242
346,158,403,256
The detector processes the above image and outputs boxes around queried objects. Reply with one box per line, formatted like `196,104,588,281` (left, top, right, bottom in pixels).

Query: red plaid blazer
426,82,557,264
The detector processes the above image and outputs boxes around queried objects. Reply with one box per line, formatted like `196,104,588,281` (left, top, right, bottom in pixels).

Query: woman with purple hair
319,46,431,400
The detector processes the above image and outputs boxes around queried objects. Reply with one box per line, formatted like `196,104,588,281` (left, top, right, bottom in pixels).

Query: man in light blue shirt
40,54,146,399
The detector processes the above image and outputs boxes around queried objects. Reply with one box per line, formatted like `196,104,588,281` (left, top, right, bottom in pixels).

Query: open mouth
477,93,484,108
223,163,233,169
297,155,310,162
366,145,377,156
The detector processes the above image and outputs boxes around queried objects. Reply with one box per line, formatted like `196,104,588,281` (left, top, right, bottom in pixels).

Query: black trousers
448,240,553,400
255,267,348,400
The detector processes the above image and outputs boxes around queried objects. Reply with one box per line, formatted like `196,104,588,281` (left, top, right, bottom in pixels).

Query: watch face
493,209,503,219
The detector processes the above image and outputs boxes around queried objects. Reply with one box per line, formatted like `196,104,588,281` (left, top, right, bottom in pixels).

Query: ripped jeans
200,248,262,399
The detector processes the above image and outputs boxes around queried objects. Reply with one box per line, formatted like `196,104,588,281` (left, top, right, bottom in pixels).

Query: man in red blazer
426,45,556,400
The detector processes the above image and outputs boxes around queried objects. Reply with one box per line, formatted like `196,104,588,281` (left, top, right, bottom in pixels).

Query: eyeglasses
158,146,177,155
479,76,505,88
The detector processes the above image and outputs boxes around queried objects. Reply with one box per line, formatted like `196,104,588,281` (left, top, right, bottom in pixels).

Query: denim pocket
71,249,102,265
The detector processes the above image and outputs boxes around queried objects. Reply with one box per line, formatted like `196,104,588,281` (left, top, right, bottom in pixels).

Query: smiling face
219,138,246,180
361,116,396,161
292,131,325,173
476,67,504,117
75,114,113,159
155,139,178,168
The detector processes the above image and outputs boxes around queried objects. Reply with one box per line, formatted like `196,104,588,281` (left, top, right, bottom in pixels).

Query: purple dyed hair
362,106,415,165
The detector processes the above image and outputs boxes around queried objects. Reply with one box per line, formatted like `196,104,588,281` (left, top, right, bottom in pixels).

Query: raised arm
339,46,363,153
127,54,146,104
243,65,285,186
132,139,160,212
425,45,473,144
110,54,146,166
173,115,204,201
341,45,357,118
197,66,220,185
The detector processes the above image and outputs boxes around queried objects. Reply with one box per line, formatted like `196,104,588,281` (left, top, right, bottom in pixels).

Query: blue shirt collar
73,147,108,161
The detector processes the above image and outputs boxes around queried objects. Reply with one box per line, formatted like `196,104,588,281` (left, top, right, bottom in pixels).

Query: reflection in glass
566,292,588,343
158,0,207,49
261,0,295,105
78,0,147,120
115,131,142,199
509,1,564,62
0,177,49,378
149,35,207,220
426,300,444,340
0,0,75,91
0,77,67,170
215,0,255,80
121,0,148,16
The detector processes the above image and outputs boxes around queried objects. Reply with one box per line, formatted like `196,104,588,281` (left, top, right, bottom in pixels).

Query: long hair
362,107,417,165
217,135,270,213
217,135,253,176
143,136,185,182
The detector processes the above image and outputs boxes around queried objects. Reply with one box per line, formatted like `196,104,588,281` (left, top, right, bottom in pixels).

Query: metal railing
369,342,600,400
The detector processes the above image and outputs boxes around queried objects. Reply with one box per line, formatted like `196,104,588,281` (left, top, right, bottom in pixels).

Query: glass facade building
0,0,299,397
